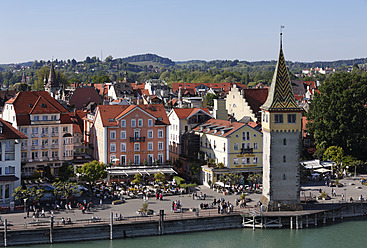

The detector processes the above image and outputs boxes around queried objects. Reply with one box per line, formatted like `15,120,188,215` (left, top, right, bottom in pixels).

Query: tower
260,34,303,211
44,63,60,98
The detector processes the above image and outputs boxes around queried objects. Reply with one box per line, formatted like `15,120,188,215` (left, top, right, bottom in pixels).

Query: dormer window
41,103,47,108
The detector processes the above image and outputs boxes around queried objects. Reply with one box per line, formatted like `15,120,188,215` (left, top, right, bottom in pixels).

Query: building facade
92,104,170,166
2,91,74,177
260,37,303,211
0,118,27,205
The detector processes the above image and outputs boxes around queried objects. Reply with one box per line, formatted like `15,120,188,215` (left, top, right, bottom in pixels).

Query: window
121,120,126,127
158,130,163,138
134,131,140,138
52,139,58,145
52,127,58,133
63,126,68,132
110,143,116,152
247,157,251,164
21,152,27,159
253,142,258,149
5,166,15,175
253,157,258,164
148,142,153,151
266,113,269,123
283,155,286,162
42,127,48,134
148,154,154,164
21,128,27,135
32,151,38,159
275,114,283,124
138,119,143,127
134,143,140,151
5,184,9,199
51,115,57,120
158,154,164,164
234,143,239,150
234,158,239,165
120,155,126,165
110,131,116,139
52,151,58,158
134,154,140,165
148,119,153,127
110,155,116,164
120,143,126,152
131,119,136,127
42,139,48,146
42,151,48,158
242,158,246,164
121,131,126,139
283,139,287,145
148,130,153,139
288,114,296,124
158,142,163,150
32,139,38,146
33,116,39,121
43,115,48,121
283,174,286,180
243,131,250,141
32,127,38,134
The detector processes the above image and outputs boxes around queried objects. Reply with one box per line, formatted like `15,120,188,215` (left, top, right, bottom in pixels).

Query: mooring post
261,217,263,229
50,216,54,244
306,215,309,228
315,214,317,226
278,217,281,228
159,210,164,235
300,216,303,229
290,217,293,229
252,216,255,230
341,209,344,220
332,210,335,222
296,216,299,229
4,219,7,247
110,212,113,240
323,212,326,224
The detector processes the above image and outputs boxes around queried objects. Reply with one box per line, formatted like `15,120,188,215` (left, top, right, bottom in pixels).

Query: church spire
260,32,300,112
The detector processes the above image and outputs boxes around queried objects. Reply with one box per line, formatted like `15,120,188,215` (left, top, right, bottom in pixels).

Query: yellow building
192,118,263,187
2,91,74,177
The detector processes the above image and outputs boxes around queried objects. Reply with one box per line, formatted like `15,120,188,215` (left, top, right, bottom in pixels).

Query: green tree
306,72,367,160
33,66,49,90
52,181,79,199
13,186,44,201
205,93,219,107
76,160,107,186
132,173,143,184
154,173,166,184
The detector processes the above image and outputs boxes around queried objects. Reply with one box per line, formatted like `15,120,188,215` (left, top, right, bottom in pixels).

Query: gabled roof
97,104,170,127
261,38,302,112
242,88,269,114
0,118,27,140
70,87,102,109
192,118,261,137
5,91,72,126
111,82,134,97
172,82,246,94
172,108,211,120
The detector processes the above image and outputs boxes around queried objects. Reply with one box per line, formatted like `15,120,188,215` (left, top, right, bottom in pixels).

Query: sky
1,0,367,64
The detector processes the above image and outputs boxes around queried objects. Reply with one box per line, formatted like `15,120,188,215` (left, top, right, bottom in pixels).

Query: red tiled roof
6,91,72,126
131,83,146,90
70,87,102,109
193,119,261,137
243,88,269,114
173,108,211,120
172,82,246,94
0,118,27,140
303,81,316,89
73,124,82,134
97,104,170,127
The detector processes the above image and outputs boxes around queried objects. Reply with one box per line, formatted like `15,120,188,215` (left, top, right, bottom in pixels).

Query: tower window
283,174,286,180
283,155,286,162
287,114,296,124
283,139,287,145
275,114,283,124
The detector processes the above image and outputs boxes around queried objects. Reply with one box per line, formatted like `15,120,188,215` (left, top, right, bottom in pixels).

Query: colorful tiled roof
261,41,302,112
243,88,269,114
69,87,102,109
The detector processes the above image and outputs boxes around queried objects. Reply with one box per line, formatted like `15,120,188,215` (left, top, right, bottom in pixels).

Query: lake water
13,218,367,248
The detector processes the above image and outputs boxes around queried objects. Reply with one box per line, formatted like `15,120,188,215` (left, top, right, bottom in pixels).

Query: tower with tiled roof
260,34,303,211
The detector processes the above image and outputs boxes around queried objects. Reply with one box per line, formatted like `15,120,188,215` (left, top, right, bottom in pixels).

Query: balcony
51,132,58,137
51,144,58,148
241,148,253,154
31,133,38,138
41,133,48,137
21,146,27,151
130,137,146,142
31,145,39,150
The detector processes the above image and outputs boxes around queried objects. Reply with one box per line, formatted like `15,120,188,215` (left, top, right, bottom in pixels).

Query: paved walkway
2,175,367,227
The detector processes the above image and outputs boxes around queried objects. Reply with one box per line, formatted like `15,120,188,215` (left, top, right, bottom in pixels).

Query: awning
315,168,332,173
108,166,177,177
0,175,19,182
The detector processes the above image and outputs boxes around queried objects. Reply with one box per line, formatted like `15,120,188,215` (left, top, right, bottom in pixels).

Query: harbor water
12,218,367,248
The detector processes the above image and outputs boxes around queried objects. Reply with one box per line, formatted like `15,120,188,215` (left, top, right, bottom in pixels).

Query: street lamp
23,198,27,228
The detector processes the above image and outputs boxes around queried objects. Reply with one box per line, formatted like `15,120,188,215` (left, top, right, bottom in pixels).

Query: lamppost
344,187,347,203
23,198,27,227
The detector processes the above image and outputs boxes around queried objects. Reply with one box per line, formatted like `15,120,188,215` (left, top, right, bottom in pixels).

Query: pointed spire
260,33,301,112
48,63,57,87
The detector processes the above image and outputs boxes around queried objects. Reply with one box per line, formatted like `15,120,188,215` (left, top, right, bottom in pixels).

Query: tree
76,160,107,185
205,93,218,107
52,181,79,199
57,164,74,181
132,173,143,184
154,173,166,184
324,146,344,174
306,72,367,160
13,186,44,201
33,66,49,90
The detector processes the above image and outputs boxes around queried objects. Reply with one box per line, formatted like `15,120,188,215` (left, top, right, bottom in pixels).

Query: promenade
2,175,367,228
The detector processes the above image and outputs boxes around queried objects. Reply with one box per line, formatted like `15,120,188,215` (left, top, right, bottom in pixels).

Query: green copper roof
261,41,301,112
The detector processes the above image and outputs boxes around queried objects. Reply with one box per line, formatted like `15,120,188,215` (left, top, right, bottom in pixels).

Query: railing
241,148,253,154
130,137,146,142
31,146,38,150
41,133,48,137
51,144,58,148
51,132,58,137
21,146,27,151
31,133,38,138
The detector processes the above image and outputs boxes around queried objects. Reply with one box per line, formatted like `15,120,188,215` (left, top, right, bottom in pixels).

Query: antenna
280,25,285,46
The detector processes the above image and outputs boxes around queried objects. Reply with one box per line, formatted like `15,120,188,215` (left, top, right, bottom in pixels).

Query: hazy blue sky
1,0,366,64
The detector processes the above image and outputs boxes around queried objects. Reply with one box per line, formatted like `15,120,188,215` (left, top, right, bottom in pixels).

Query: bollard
306,215,309,228
253,216,255,230
50,216,54,244
159,210,164,235
296,216,299,229
332,210,335,222
300,216,303,229
4,219,7,247
110,212,113,240
290,217,293,229
323,212,326,224
315,214,317,226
